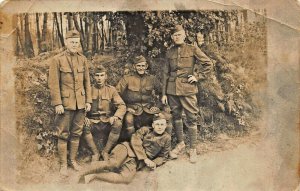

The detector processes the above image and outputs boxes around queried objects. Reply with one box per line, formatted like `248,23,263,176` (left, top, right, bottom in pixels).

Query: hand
55,105,64,114
84,117,91,127
85,103,91,112
144,158,156,170
161,95,168,105
109,116,119,125
188,75,197,83
127,108,136,113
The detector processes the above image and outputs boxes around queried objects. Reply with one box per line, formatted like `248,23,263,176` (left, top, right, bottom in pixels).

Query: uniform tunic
162,43,212,96
48,50,92,139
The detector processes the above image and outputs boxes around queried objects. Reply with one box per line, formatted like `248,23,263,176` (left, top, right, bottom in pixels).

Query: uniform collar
174,42,186,48
94,83,107,89
65,49,79,56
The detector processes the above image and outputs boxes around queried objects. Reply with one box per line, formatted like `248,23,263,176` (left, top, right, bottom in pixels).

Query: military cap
94,65,107,73
133,55,147,64
171,25,185,34
66,30,80,39
153,112,167,122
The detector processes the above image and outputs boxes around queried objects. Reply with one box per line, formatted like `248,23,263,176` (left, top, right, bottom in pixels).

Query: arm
84,58,92,104
112,88,127,120
152,135,171,166
48,58,62,106
130,127,150,161
115,77,128,98
161,58,170,96
194,46,213,80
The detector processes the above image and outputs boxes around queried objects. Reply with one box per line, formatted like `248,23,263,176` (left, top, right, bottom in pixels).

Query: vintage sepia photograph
0,0,299,191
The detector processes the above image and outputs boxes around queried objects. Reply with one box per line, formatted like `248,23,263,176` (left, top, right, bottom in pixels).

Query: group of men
48,25,213,184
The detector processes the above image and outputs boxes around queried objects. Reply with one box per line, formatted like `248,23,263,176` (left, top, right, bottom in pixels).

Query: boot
69,138,82,171
57,139,68,176
102,132,119,161
169,141,186,159
79,161,111,179
84,133,99,162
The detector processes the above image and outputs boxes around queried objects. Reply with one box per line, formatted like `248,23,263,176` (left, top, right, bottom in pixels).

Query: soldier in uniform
76,113,171,184
161,25,213,163
116,55,162,138
83,65,126,161
48,30,92,176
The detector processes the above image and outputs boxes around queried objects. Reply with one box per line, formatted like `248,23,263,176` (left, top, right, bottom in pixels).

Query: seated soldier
116,55,166,138
83,65,126,161
77,113,171,184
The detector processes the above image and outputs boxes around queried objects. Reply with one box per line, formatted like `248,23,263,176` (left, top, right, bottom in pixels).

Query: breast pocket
100,94,112,115
178,52,194,68
60,67,73,83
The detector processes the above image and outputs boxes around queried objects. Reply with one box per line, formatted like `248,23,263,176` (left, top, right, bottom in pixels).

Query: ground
17,123,274,191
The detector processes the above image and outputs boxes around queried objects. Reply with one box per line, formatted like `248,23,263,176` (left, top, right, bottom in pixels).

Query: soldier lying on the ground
75,112,171,184
82,65,126,161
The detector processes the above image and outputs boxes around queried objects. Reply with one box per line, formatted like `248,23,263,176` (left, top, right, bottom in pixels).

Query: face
196,33,204,46
134,62,148,75
94,72,107,86
152,119,167,135
65,37,80,53
171,30,186,45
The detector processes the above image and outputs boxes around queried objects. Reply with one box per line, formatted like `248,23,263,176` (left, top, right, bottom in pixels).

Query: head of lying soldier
152,113,168,135
94,65,107,87
133,55,148,75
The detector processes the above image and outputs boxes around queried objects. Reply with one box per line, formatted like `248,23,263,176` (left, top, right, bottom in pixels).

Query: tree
24,13,34,58
41,13,48,52
53,12,65,47
36,13,42,54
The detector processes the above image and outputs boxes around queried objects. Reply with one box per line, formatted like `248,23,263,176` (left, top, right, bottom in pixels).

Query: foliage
14,11,267,157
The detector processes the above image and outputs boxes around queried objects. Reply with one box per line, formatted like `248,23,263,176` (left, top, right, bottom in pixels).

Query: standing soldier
48,30,92,176
84,65,126,161
161,25,213,163
116,55,162,138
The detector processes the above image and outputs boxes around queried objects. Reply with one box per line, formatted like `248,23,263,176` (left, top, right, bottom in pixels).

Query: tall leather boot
69,138,82,171
101,132,119,161
57,139,68,176
83,133,100,162
188,125,198,163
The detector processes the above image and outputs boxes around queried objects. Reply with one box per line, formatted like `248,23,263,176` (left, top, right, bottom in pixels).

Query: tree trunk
67,12,74,31
59,13,64,38
53,12,65,47
16,14,25,56
24,13,34,58
73,13,86,52
87,18,94,54
41,13,48,52
36,13,42,54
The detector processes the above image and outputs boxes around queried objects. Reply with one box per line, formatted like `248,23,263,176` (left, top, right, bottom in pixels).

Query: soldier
116,55,162,138
161,25,213,163
48,30,92,176
76,113,171,184
84,65,126,161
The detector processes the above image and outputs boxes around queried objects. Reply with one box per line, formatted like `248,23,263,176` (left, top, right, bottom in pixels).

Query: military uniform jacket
116,73,160,114
162,43,213,96
129,127,171,166
87,84,126,122
48,50,92,110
